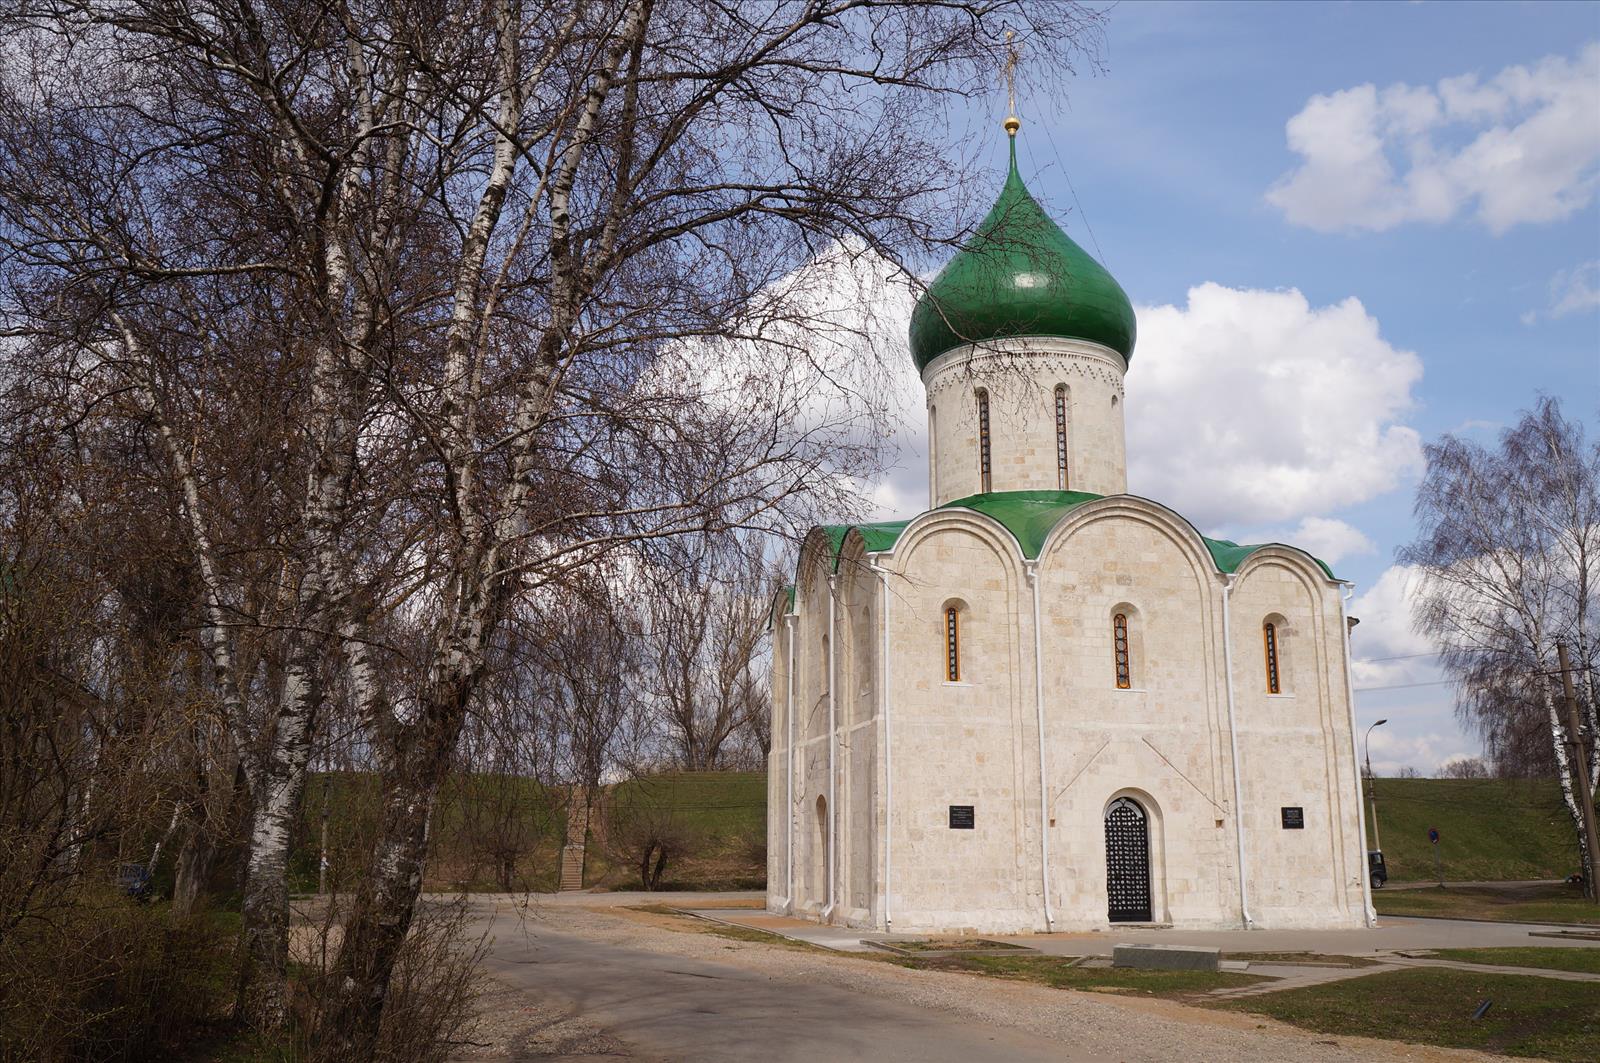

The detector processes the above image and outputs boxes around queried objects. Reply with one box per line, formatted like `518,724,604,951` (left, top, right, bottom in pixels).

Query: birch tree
0,0,1107,1049
1402,397,1600,881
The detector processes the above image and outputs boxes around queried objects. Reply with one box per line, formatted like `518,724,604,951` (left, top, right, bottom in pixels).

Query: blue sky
859,1,1599,775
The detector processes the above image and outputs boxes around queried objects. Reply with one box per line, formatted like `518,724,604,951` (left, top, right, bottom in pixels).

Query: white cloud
1272,517,1376,567
1347,564,1440,688
1364,725,1477,778
648,241,926,523
1268,43,1600,234
1126,283,1424,528
752,269,1424,553
1526,259,1600,324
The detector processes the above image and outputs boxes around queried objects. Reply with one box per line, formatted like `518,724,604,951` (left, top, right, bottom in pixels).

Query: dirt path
454,897,1512,1063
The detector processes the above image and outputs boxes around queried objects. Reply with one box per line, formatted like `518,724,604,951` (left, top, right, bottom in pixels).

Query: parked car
117,862,152,901
1367,849,1388,889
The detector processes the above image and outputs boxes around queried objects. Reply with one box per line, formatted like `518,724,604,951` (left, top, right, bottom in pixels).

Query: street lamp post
1364,719,1389,852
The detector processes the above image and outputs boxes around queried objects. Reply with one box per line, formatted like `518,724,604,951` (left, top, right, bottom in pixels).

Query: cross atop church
1002,29,1021,137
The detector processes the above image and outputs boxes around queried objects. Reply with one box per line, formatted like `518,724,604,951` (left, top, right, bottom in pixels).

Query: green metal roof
940,489,1103,558
907,137,1137,371
806,491,1335,579
816,520,912,570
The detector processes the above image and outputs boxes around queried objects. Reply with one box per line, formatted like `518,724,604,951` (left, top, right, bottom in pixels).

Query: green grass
1225,952,1382,967
703,924,811,949
610,771,766,840
1374,882,1600,926
1219,967,1600,1061
293,769,767,893
911,954,1266,998
1364,777,1586,882
883,938,1030,953
1425,947,1600,974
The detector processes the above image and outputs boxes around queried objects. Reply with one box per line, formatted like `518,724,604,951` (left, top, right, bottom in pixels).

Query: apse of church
766,114,1371,934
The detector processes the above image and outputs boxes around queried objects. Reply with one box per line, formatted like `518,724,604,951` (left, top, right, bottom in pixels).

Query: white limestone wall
789,547,833,916
766,607,793,911
923,337,1128,504
1035,502,1240,929
838,554,880,925
877,515,1042,932
772,504,1367,934
1229,554,1367,928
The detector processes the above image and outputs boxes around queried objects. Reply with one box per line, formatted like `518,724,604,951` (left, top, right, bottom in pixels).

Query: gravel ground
456,897,1513,1063
457,980,641,1062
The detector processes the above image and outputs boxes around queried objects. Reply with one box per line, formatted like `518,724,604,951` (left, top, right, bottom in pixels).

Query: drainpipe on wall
1025,561,1055,932
826,573,837,919
867,556,893,932
1341,583,1378,928
784,611,797,911
1220,575,1255,930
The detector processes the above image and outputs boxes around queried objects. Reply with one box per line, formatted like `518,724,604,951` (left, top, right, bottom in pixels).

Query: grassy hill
291,769,767,893
288,771,1584,892
1363,777,1585,883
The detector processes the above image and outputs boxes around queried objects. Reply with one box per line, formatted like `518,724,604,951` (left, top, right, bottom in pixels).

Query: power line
1028,112,1109,269
1354,678,1456,693
1353,651,1444,664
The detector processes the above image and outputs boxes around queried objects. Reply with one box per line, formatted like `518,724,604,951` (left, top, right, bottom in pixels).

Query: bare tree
599,777,702,891
1401,397,1600,881
1437,757,1491,779
645,533,774,771
0,0,1108,1050
524,578,646,790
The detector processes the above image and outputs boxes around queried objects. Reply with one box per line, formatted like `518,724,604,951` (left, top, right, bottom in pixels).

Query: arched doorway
814,795,830,909
1104,796,1152,922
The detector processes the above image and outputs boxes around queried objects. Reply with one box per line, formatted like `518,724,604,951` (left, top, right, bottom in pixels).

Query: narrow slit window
1263,622,1281,694
945,606,961,682
1114,613,1131,689
1054,385,1069,489
976,388,992,493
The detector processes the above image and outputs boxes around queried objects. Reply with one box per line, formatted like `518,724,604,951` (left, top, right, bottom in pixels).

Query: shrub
290,894,487,1063
0,889,234,1062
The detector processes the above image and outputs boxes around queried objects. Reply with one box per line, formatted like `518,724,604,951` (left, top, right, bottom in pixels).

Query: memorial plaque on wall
949,805,975,830
1280,806,1305,829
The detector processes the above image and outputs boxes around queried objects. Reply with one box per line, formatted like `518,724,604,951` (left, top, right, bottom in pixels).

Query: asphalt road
476,902,1084,1062
468,899,1514,1063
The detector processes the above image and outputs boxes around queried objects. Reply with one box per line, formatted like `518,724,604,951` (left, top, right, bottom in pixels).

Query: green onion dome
908,136,1137,371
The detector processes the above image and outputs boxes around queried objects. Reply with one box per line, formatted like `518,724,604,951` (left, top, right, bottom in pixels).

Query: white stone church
766,125,1374,934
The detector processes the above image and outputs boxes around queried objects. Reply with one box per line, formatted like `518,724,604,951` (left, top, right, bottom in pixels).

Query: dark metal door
1105,797,1152,922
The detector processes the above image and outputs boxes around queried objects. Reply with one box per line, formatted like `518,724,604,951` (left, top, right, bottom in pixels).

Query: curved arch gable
1232,545,1341,592
795,526,841,592
879,507,1030,586
1038,496,1218,595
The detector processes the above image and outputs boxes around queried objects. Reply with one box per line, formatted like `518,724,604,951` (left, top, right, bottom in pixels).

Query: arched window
1054,385,1069,489
1263,619,1284,694
976,388,992,493
1114,612,1131,689
944,605,961,682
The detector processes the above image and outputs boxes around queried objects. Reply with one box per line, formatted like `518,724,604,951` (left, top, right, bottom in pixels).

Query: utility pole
1557,643,1600,904
1364,718,1388,852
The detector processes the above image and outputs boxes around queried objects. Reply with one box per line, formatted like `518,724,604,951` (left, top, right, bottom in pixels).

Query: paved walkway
678,906,1600,959
672,905,1600,1003
1382,879,1566,891
468,897,1512,1062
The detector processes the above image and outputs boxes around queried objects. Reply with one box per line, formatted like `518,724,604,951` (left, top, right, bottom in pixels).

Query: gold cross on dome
1002,30,1021,137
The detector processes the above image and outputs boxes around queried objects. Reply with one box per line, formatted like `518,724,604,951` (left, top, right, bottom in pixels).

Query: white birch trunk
238,653,321,1028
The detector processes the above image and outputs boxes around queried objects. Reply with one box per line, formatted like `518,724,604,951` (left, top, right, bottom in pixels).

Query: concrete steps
559,787,591,892
558,845,586,891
